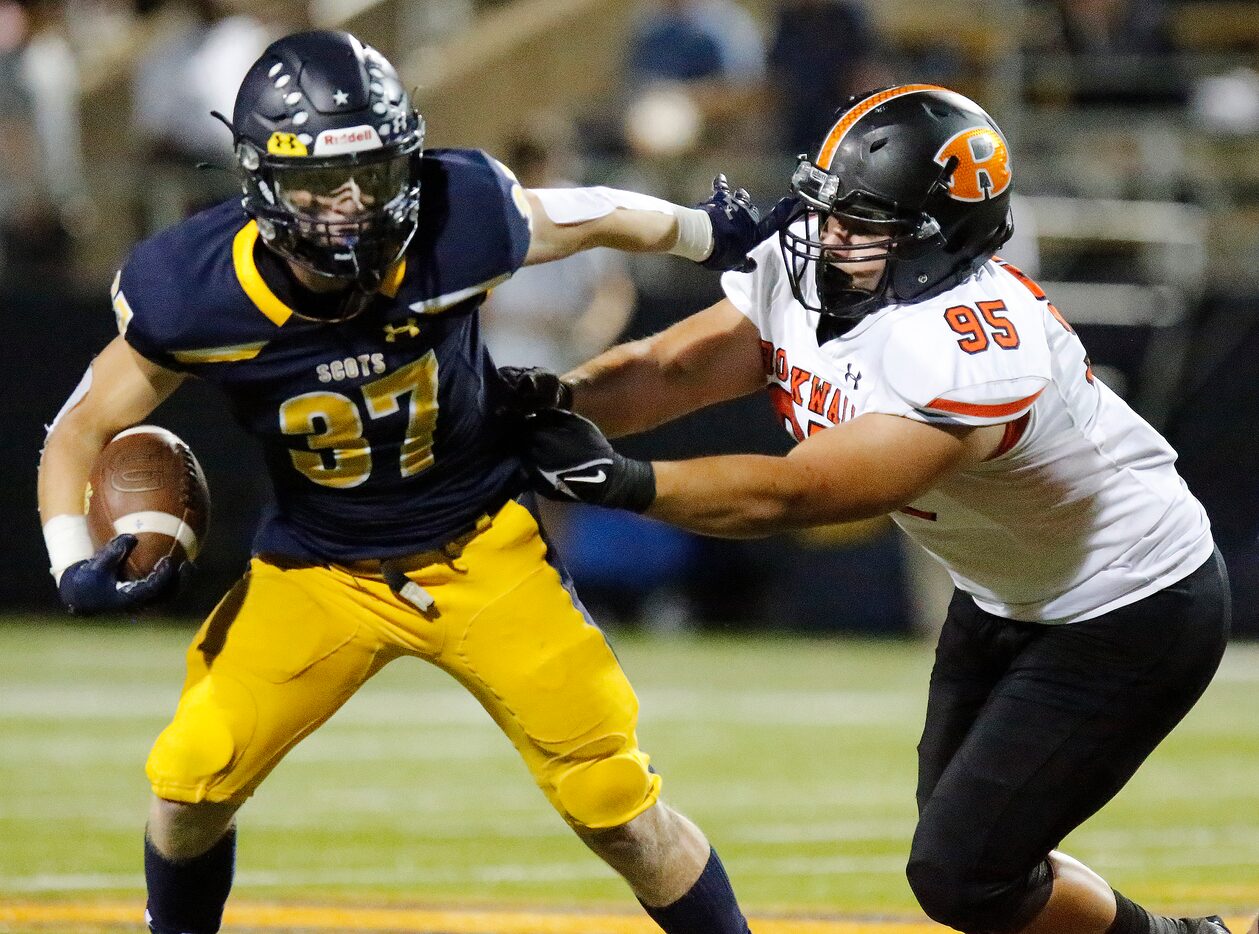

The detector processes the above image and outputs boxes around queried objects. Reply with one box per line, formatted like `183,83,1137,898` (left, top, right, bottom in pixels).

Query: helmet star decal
333,89,349,106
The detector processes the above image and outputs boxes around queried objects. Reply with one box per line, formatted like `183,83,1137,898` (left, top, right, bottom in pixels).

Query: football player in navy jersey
36,30,789,934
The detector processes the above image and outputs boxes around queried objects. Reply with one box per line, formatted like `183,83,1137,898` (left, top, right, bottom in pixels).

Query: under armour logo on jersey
383,317,421,342
934,127,1012,202
844,363,862,389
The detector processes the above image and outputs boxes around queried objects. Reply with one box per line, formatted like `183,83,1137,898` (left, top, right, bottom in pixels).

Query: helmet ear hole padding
237,144,260,173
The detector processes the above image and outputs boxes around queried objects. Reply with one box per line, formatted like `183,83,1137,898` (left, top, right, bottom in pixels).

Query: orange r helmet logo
934,127,1012,202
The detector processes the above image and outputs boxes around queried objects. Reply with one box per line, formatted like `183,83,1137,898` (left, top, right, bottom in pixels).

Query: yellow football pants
146,499,661,830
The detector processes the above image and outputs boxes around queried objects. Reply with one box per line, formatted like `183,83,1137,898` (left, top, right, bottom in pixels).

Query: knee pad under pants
554,753,657,830
906,839,1052,934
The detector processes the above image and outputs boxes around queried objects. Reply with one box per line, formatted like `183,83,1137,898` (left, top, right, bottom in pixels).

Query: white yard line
0,852,912,894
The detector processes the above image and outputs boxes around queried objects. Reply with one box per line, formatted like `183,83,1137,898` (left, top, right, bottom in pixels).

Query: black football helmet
231,30,424,298
779,84,1014,327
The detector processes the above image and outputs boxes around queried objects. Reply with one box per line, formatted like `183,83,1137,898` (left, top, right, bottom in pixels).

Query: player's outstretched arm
524,409,1004,538
497,299,766,438
38,337,185,611
647,415,994,536
522,176,794,271
568,298,766,437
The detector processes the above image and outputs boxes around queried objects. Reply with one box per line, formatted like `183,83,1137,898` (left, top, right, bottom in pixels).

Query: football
86,425,211,580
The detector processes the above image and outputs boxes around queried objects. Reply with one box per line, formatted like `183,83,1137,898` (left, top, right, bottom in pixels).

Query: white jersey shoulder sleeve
880,268,1053,426
720,233,785,331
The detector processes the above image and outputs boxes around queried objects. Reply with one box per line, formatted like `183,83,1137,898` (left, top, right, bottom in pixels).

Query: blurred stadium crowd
2,0,1259,636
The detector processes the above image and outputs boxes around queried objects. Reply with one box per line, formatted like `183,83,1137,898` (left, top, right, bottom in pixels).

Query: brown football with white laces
86,426,211,581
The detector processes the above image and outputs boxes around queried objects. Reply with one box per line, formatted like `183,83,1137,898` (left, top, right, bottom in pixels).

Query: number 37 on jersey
279,353,440,489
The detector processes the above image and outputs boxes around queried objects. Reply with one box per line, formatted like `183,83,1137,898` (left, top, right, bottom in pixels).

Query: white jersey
722,235,1213,623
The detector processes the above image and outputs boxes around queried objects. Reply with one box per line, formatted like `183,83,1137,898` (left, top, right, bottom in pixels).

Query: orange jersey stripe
993,256,1047,299
899,505,938,521
816,84,949,169
926,388,1044,419
985,411,1032,460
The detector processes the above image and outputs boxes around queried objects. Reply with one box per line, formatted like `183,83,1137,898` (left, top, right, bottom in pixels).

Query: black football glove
697,175,799,273
57,535,183,616
523,408,656,512
496,365,574,415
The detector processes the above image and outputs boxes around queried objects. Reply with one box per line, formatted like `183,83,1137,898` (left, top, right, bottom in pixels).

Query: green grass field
1,618,1256,932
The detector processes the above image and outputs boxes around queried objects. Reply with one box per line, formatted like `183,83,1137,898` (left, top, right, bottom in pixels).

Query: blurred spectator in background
483,116,637,372
1055,0,1172,57
0,0,85,280
625,0,764,91
16,0,84,208
130,0,271,230
1190,66,1259,137
1047,0,1187,106
766,0,887,156
0,2,40,269
621,0,765,158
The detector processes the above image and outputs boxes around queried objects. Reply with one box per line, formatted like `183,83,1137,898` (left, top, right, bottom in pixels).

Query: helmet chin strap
266,243,383,324
347,246,383,294
333,250,383,323
336,286,375,322
814,261,888,341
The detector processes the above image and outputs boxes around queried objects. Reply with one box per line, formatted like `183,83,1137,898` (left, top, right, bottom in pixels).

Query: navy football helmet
779,85,1014,327
231,31,425,294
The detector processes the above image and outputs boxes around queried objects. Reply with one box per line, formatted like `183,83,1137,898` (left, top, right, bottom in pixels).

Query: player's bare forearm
566,300,765,438
646,454,890,538
644,415,986,538
38,337,185,522
575,209,679,255
522,179,780,269
565,337,689,437
38,412,117,521
523,190,681,265
537,210,679,264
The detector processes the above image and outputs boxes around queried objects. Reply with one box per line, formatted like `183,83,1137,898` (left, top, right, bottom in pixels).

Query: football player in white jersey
504,85,1233,934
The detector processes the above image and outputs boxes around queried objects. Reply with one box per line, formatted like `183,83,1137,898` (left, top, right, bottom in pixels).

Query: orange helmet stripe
815,84,951,169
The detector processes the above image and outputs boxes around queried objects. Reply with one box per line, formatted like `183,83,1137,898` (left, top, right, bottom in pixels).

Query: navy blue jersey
113,148,533,562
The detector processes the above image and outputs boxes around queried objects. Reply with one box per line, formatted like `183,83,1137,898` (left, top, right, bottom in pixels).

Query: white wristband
668,206,715,262
43,514,94,584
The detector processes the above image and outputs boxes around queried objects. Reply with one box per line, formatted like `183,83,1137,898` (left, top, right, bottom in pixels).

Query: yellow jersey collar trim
232,221,294,326
232,221,407,320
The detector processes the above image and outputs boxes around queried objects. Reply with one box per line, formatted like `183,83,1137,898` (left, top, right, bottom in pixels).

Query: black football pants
907,550,1231,934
